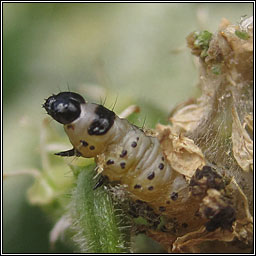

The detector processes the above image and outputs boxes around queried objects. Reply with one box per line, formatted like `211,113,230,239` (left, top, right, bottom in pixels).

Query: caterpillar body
43,92,204,233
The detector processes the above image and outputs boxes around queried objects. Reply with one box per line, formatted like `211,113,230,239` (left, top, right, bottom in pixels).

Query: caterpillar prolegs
43,92,208,231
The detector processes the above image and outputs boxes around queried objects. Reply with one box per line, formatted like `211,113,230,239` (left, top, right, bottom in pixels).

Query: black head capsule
43,92,86,124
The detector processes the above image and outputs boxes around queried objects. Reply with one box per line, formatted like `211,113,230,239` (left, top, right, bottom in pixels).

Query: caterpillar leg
55,148,81,157
93,175,107,190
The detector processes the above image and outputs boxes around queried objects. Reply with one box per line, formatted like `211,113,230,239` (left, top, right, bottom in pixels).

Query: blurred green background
3,3,253,253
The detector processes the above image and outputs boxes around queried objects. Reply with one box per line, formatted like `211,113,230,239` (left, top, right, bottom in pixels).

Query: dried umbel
160,16,253,252
177,16,253,203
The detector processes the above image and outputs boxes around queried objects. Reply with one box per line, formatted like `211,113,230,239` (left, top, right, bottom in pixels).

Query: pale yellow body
64,103,202,233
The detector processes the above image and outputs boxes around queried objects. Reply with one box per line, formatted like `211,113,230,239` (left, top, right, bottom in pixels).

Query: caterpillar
43,92,206,232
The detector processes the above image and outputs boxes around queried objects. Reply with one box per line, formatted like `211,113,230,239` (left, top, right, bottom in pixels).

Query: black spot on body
147,172,155,180
171,192,178,201
67,124,74,130
148,186,154,191
136,137,139,141
166,200,170,204
89,145,95,150
80,140,88,147
161,156,165,161
106,159,114,165
134,184,141,189
158,163,164,170
88,105,115,135
120,162,126,169
120,150,127,158
131,141,137,148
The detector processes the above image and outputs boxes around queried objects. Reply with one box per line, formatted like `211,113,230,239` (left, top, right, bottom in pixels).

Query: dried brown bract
152,16,253,253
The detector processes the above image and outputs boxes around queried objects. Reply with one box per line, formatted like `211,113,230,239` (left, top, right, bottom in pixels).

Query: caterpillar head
43,92,116,157
43,92,86,124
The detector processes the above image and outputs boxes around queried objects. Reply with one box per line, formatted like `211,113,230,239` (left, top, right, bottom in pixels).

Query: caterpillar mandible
43,91,199,224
